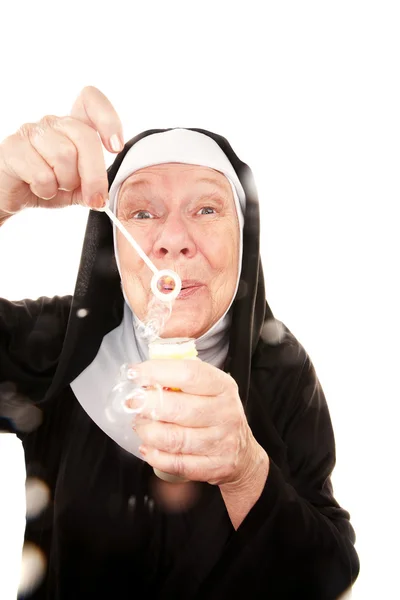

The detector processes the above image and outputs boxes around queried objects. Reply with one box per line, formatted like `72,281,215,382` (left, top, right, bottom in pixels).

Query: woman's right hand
0,86,124,218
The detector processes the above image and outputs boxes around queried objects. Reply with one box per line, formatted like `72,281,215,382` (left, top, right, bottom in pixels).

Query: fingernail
110,134,123,153
40,193,57,201
89,192,106,210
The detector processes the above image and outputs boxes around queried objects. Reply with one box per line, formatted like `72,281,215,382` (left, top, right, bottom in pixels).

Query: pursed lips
160,279,205,296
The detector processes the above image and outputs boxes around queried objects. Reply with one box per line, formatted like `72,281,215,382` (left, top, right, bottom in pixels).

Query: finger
139,446,228,484
49,116,108,207
132,360,235,397
28,125,79,193
70,86,124,154
127,388,231,427
134,419,224,455
2,131,59,201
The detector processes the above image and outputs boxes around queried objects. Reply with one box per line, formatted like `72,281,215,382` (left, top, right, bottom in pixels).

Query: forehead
120,163,231,194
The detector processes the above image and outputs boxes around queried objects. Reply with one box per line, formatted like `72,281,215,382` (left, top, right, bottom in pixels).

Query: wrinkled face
116,163,240,338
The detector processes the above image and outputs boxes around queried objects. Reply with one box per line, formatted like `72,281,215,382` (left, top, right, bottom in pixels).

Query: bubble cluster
137,297,173,343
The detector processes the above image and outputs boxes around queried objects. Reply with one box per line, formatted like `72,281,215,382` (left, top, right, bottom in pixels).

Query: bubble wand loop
100,204,182,302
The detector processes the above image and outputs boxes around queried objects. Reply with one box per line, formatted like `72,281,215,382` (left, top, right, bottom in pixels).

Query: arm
203,355,359,599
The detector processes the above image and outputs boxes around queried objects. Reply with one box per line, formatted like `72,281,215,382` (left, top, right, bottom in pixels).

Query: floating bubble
150,477,200,513
127,495,136,510
137,297,172,343
18,542,46,597
260,318,285,345
106,365,161,427
76,308,89,318
25,477,50,520
0,382,42,433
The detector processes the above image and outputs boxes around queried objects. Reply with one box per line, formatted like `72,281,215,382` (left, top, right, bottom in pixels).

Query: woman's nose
153,216,196,259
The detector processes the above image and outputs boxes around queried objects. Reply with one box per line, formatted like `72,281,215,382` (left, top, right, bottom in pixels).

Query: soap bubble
25,477,50,520
18,542,46,596
260,318,285,345
106,364,162,424
137,297,172,343
0,382,42,433
151,477,200,513
76,308,89,318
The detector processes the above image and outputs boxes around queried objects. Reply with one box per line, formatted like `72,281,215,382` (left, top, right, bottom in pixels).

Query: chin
161,314,208,340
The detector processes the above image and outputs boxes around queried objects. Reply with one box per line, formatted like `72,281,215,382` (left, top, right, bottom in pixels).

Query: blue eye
198,207,216,215
133,210,153,220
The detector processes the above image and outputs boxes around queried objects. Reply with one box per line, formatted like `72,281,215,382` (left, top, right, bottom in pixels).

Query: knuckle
224,433,238,455
172,453,184,477
168,394,184,423
32,170,55,189
39,115,58,129
168,427,182,453
57,116,96,144
17,123,36,139
54,141,77,164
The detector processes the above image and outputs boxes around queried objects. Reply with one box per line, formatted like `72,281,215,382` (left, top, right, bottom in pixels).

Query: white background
0,1,399,598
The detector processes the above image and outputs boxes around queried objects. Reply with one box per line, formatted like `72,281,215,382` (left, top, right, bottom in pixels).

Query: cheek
199,225,239,270
117,237,149,294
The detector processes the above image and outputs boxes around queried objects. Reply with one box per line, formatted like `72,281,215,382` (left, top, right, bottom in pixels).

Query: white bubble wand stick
100,204,182,302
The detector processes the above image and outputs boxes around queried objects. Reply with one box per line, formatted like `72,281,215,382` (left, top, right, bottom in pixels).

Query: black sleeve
200,355,360,600
0,296,71,433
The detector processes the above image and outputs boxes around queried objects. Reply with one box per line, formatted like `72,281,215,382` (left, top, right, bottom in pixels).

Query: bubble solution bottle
148,337,198,483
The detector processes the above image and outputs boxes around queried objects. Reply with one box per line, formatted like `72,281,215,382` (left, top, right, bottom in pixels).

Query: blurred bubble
93,248,116,278
127,495,136,510
18,542,46,597
137,297,172,343
76,308,89,318
25,478,50,520
150,478,200,513
0,382,42,433
260,319,285,345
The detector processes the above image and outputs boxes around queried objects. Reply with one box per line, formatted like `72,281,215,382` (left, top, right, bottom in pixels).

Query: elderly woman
0,87,359,599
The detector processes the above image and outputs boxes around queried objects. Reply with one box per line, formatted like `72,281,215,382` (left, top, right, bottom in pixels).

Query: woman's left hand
128,359,268,488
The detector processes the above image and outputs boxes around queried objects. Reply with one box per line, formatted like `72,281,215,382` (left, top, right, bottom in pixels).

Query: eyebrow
121,175,229,195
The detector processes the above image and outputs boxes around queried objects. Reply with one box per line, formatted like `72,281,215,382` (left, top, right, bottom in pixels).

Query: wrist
220,441,270,497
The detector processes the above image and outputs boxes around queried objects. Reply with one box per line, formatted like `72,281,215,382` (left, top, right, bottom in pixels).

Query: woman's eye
197,207,216,215
132,210,154,220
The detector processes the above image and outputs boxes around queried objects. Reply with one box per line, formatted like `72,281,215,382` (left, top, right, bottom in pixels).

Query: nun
0,86,359,599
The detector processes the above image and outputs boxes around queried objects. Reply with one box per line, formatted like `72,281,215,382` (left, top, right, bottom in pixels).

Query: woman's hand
128,359,269,490
0,86,124,219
